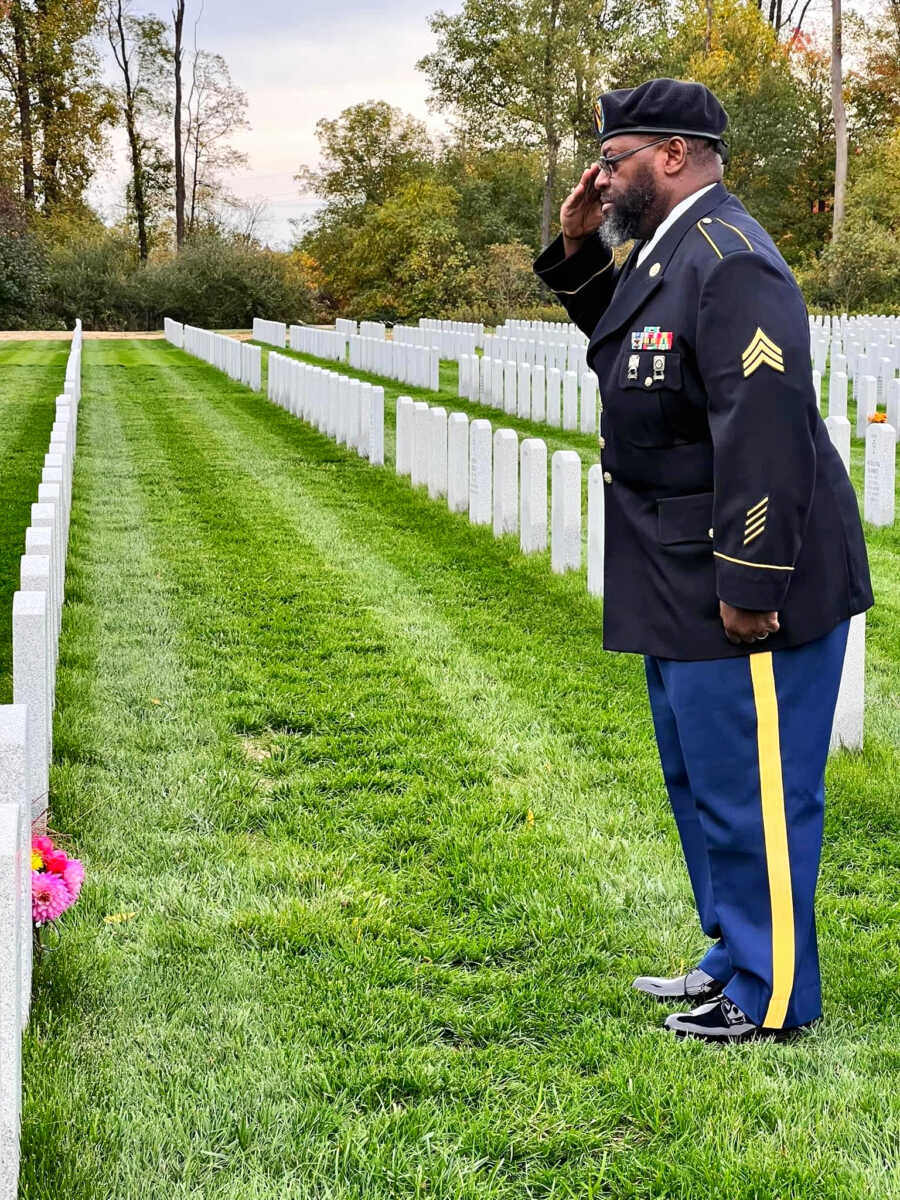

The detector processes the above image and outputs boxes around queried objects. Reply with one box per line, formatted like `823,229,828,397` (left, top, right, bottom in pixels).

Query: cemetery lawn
19,337,900,1200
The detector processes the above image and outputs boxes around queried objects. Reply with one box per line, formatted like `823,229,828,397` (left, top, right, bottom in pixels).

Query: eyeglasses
596,136,672,177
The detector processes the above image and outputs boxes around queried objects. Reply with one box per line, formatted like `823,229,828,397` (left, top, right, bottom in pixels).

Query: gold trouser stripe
749,653,795,1029
714,551,793,571
696,223,723,259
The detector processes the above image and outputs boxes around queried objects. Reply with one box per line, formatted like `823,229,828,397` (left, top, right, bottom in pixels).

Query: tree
417,0,658,249
105,2,172,260
0,184,46,324
657,0,828,261
0,0,114,210
173,0,184,246
830,0,847,238
296,101,433,214
181,48,249,233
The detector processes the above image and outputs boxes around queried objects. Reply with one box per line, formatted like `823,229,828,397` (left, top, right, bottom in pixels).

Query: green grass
0,341,68,701
17,337,900,1199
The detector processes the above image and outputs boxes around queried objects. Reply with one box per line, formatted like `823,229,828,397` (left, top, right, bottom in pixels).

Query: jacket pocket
657,492,714,546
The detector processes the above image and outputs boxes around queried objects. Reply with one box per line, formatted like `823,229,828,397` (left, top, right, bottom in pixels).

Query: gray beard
597,169,664,249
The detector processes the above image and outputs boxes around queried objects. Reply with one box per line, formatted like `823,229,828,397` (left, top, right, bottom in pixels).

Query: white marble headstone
469,419,492,526
447,413,469,513
551,450,581,573
519,439,547,553
864,421,896,526
587,464,605,596
492,429,518,536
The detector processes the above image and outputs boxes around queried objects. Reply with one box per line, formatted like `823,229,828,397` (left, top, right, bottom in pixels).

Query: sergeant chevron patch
742,328,785,377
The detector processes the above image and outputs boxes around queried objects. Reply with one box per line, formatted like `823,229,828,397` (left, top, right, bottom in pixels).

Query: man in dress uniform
534,78,873,1043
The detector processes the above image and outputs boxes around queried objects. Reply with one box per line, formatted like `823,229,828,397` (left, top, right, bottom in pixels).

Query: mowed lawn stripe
0,339,67,700
20,337,900,1200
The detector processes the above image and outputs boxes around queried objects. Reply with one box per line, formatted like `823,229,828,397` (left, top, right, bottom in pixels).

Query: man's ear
663,136,689,175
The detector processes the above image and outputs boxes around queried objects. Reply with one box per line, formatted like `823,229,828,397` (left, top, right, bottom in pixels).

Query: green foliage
141,235,314,329
296,101,434,213
338,179,473,321
0,188,47,327
435,143,545,254
43,224,139,329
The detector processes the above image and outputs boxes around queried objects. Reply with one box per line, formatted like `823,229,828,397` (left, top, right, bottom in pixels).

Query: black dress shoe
632,966,725,1004
664,996,807,1043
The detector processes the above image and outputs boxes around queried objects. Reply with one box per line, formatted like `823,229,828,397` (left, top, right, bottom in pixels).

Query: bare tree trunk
831,0,847,239
541,134,560,249
705,0,714,51
540,0,561,248
173,0,185,247
109,0,148,259
10,1,34,203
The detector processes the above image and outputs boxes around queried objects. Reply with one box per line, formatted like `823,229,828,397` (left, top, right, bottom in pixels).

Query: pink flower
32,870,72,925
44,849,68,874
32,836,53,859
62,858,85,901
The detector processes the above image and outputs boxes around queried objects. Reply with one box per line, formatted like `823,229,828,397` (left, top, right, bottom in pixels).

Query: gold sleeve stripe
714,217,754,252
743,527,764,546
553,255,614,295
746,495,769,518
749,652,795,1030
714,551,794,571
696,223,723,259
744,515,767,537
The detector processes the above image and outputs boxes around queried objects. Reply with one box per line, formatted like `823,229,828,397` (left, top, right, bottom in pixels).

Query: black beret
594,77,728,156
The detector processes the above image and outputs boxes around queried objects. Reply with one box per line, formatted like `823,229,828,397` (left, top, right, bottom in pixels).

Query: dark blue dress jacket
534,181,873,660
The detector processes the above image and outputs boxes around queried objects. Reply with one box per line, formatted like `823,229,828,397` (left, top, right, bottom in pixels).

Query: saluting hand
560,164,607,257
719,602,780,646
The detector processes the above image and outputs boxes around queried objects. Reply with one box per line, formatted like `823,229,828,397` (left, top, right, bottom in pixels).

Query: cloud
87,0,458,246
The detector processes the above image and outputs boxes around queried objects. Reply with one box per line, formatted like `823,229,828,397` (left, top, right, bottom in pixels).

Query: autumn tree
105,1,172,259
417,0,660,248
0,0,114,210
297,101,434,216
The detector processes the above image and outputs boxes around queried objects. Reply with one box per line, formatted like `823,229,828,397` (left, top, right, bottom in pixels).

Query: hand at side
719,601,780,645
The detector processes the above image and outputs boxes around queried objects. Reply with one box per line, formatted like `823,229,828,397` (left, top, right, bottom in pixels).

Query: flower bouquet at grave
31,834,84,955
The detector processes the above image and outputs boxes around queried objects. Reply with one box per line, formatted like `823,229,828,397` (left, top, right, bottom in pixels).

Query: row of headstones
251,317,288,349
394,397,604,586
0,323,82,1200
497,318,588,347
822,375,897,528
348,335,439,391
458,357,598,434
394,325,480,360
289,324,345,364
482,334,587,374
166,322,262,392
267,353,385,466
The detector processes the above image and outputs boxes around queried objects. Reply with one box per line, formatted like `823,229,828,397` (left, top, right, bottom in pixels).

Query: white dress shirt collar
635,182,718,267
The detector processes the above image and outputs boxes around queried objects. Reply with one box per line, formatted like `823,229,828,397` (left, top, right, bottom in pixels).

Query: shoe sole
633,983,724,1005
667,1023,808,1044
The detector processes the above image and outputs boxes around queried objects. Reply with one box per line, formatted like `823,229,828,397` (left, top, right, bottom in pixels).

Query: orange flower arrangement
868,412,887,424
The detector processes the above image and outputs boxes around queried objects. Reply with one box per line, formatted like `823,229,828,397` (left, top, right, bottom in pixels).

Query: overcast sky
90,0,458,247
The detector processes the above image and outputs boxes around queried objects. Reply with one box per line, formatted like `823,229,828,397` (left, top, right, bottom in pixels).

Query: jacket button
644,376,653,387
603,471,612,484
708,528,714,538
648,262,661,277
598,436,606,449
